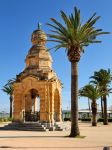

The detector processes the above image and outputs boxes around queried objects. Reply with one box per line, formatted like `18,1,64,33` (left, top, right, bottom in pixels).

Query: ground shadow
0,135,68,139
0,146,112,149
0,135,86,139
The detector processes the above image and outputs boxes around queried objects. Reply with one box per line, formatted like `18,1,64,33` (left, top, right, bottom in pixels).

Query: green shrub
98,118,112,122
0,118,4,122
98,118,104,122
64,118,71,121
108,118,112,122
0,117,12,122
81,118,91,121
7,117,12,121
3,118,8,122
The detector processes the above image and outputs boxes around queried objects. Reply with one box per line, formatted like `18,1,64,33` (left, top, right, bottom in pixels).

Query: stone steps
0,122,70,131
54,122,70,131
0,122,48,131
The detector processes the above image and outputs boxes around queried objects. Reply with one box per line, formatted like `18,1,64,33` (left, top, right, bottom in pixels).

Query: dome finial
38,22,42,30
31,23,47,45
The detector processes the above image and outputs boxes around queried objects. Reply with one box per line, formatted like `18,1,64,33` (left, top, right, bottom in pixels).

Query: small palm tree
88,98,91,117
2,85,13,118
90,69,112,125
100,96,104,118
79,84,102,126
47,7,109,137
2,78,15,118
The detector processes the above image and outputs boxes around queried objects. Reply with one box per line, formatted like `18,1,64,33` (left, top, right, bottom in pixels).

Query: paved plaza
0,122,112,150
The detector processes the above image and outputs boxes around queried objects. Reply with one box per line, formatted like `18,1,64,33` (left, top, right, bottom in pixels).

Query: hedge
81,118,91,121
98,118,112,122
64,118,71,121
81,118,112,122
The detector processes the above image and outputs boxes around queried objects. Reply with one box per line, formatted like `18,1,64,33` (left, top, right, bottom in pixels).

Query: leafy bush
7,117,12,121
64,118,71,121
108,118,112,122
3,118,8,122
0,118,4,122
0,117,12,122
98,118,104,122
81,118,91,121
98,118,112,122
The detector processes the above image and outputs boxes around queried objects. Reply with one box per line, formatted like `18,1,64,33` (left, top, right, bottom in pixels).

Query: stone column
58,91,62,122
39,88,46,122
25,92,32,112
46,85,50,122
21,96,26,122
13,94,22,122
50,91,54,124
32,98,35,112
34,97,38,112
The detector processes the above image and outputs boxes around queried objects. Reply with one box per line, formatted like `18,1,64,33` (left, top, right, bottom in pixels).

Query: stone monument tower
13,24,62,123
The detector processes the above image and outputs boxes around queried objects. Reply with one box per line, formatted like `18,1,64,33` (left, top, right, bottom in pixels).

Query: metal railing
23,111,40,122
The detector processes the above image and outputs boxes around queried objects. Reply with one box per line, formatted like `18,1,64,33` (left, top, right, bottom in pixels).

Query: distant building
0,111,9,118
62,109,112,120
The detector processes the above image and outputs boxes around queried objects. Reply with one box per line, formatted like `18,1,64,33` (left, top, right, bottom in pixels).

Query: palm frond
90,69,112,96
47,7,109,54
79,84,103,100
2,78,15,95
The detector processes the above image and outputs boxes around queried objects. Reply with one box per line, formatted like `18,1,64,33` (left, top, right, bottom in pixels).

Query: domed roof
28,44,47,55
31,23,47,45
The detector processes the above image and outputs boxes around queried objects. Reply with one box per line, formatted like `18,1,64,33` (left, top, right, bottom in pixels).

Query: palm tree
79,84,102,126
2,85,13,118
2,78,15,118
101,96,104,118
90,72,104,118
88,98,91,117
90,69,112,125
47,7,109,137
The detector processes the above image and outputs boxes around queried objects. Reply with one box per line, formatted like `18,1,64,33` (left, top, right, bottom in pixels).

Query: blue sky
0,0,112,112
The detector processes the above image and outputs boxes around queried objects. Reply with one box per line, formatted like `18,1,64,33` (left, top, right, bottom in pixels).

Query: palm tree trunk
91,100,97,126
88,98,91,117
70,62,80,137
101,96,104,118
103,95,108,125
10,95,13,118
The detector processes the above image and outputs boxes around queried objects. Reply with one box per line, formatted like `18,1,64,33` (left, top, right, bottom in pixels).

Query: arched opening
24,89,40,122
54,89,60,121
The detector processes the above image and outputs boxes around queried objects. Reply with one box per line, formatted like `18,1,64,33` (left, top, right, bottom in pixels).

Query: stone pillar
57,108,62,122
32,98,35,112
50,91,54,124
21,96,25,122
40,93,46,121
58,91,62,122
46,85,50,122
34,97,38,112
53,88,62,122
13,94,23,122
25,92,32,112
